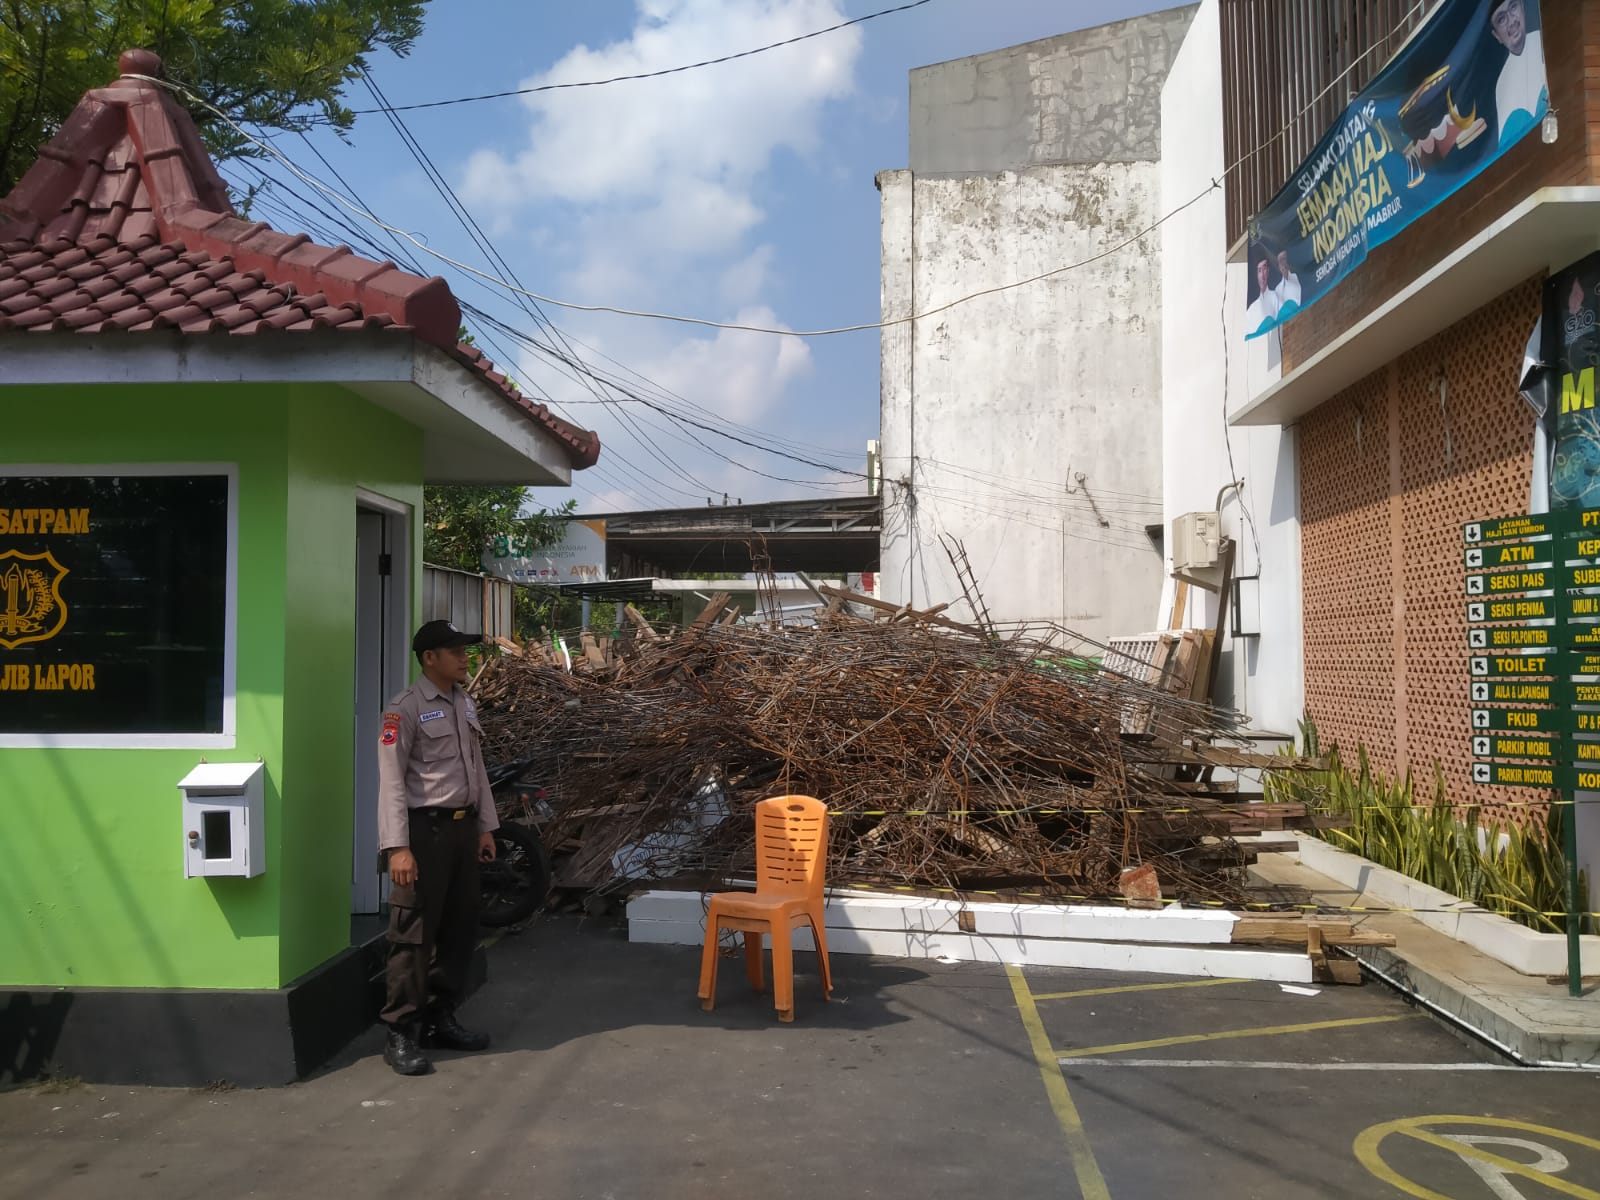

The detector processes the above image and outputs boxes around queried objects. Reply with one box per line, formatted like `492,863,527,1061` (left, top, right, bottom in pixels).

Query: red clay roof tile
0,49,599,471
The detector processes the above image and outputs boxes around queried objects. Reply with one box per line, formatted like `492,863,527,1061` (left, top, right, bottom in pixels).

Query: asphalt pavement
2,915,1597,1199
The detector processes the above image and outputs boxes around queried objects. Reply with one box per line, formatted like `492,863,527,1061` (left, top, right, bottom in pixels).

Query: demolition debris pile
471,599,1322,907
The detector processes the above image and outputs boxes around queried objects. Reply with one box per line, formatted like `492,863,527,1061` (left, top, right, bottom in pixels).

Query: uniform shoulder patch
380,711,402,746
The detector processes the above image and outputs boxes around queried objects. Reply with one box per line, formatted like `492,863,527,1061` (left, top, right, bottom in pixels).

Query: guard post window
0,472,231,737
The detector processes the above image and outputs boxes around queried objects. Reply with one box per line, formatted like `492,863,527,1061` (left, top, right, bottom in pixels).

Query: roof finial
118,49,163,80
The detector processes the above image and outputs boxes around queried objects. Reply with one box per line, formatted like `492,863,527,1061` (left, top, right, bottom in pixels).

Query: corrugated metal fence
422,564,514,642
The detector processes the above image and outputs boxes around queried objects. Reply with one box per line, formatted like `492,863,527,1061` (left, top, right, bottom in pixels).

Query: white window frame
0,462,239,749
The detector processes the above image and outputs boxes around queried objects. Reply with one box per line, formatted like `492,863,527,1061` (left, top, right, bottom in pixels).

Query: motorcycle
479,753,553,927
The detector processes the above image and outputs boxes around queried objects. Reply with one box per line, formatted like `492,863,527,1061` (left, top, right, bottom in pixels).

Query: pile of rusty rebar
470,596,1326,908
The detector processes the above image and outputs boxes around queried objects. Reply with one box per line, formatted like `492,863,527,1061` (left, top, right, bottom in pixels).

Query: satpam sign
0,474,229,734
482,517,606,584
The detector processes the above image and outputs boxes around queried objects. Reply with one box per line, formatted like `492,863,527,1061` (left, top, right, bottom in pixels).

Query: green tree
1,0,428,194
423,487,573,574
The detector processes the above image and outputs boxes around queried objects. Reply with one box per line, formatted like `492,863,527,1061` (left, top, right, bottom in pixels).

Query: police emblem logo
0,549,69,650
381,711,402,746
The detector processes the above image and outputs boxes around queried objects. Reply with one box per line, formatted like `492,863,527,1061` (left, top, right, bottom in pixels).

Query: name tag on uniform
419,709,448,723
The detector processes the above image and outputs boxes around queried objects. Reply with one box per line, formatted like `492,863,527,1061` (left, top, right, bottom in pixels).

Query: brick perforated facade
1300,278,1544,811
1280,0,1600,372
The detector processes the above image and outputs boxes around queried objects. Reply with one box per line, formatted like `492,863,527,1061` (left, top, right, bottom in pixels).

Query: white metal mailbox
178,762,265,878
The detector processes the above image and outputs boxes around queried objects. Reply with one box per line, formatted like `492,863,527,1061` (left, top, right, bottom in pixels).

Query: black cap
412,619,482,655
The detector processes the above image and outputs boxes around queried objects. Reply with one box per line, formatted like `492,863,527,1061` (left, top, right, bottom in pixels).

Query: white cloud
635,306,813,425
718,245,776,306
461,0,859,508
463,0,859,224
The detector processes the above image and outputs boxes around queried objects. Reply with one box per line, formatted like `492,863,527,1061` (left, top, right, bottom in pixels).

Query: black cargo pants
380,808,480,1029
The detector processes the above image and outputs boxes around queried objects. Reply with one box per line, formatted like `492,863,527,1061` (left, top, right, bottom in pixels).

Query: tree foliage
423,487,573,575
0,0,428,194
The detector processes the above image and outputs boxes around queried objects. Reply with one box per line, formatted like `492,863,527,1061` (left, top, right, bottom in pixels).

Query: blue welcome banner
1246,0,1548,341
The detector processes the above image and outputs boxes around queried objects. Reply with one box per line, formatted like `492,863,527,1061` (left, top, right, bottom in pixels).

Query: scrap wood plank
579,632,608,669
816,585,982,635
689,591,734,631
624,604,662,642
1231,919,1396,948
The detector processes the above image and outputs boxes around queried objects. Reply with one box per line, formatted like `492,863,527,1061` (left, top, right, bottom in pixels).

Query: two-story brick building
1160,0,1600,884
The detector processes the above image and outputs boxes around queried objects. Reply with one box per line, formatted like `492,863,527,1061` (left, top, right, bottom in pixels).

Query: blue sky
243,0,1174,513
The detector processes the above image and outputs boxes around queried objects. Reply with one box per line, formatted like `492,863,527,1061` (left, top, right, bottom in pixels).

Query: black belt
411,807,476,822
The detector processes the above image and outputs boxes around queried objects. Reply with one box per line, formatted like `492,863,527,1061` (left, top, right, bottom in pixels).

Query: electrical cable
341,0,939,116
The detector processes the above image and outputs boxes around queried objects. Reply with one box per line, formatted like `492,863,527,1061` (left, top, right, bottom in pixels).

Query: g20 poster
1246,0,1548,341
1546,253,1600,512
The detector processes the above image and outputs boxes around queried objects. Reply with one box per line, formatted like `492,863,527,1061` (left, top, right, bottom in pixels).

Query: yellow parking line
1032,977,1250,1002
1058,1012,1420,1059
1006,965,1112,1200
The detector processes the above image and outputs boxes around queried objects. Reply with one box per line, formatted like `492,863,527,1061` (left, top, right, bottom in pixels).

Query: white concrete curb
1291,836,1599,976
627,889,1315,983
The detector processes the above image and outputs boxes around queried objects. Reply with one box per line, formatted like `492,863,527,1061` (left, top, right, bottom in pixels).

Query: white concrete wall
1158,0,1302,733
878,161,1167,644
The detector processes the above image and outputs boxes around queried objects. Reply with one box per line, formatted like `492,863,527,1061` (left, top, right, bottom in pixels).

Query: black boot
383,1024,432,1075
425,1009,490,1052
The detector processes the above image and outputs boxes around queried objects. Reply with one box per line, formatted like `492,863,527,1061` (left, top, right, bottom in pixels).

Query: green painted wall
0,380,422,991
279,384,422,985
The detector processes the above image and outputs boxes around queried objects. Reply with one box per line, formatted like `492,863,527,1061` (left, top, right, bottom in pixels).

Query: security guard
376,619,500,1076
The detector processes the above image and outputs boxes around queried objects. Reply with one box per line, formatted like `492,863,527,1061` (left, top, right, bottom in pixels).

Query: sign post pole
1558,508,1585,997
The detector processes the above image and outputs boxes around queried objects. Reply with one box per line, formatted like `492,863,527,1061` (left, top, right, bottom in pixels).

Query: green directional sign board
1572,739,1600,765
1466,501,1596,996
1467,597,1553,623
1465,567,1552,595
1467,626,1552,650
1463,544,1550,571
1471,707,1561,734
1471,733,1556,760
1471,679,1554,703
1468,654,1553,678
1464,516,1552,543
1469,761,1556,787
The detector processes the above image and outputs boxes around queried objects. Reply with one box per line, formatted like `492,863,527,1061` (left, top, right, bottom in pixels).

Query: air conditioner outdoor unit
1171,511,1221,572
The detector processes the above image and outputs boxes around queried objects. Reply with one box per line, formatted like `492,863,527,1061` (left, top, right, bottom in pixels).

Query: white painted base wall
1292,837,1600,976
627,890,1315,983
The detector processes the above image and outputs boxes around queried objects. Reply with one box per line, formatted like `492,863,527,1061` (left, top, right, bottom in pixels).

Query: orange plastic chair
697,795,833,1023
